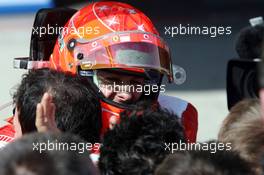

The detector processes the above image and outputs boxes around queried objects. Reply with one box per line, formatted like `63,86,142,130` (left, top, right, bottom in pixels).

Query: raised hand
35,92,60,133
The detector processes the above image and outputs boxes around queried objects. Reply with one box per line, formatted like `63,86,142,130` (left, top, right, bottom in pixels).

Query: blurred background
0,0,263,141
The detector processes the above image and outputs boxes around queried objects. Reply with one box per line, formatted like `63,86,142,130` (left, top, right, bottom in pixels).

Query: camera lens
227,59,260,110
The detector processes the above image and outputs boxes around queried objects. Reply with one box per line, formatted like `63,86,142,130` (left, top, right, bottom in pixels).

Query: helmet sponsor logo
80,61,96,70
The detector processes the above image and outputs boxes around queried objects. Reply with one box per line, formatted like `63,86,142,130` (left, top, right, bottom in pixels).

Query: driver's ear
14,107,23,139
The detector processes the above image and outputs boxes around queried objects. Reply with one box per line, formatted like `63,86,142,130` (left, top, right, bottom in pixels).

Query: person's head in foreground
218,99,264,173
99,103,186,175
218,98,261,141
155,149,256,175
13,68,101,143
0,132,99,175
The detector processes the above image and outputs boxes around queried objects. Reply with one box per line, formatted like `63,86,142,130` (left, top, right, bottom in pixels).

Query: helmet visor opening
74,41,173,82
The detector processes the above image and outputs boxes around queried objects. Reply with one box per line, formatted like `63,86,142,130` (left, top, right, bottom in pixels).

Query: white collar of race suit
158,94,188,118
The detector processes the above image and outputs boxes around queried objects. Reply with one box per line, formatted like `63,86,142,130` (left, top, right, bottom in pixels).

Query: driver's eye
99,78,113,85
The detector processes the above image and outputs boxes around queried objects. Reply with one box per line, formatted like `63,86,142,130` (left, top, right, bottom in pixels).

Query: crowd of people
0,1,263,175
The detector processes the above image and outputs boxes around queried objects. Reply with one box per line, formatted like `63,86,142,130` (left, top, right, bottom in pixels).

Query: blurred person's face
260,89,264,118
96,70,145,104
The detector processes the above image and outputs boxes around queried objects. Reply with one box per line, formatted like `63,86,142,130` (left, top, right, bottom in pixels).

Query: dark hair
99,104,186,175
155,148,255,175
13,68,101,143
0,132,99,175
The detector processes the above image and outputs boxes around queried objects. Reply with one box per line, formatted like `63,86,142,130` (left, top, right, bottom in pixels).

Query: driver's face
96,70,145,104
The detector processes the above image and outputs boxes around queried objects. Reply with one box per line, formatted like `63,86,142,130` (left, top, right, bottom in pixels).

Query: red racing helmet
49,1,173,82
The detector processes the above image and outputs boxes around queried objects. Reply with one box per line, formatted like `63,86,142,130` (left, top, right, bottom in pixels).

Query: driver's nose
115,92,133,103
